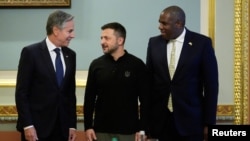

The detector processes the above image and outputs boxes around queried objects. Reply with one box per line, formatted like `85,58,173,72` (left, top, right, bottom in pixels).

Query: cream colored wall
200,0,235,105
0,71,87,106
200,0,209,35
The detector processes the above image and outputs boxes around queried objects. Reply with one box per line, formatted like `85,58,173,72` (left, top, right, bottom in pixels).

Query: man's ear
118,37,124,45
176,20,184,28
52,26,60,36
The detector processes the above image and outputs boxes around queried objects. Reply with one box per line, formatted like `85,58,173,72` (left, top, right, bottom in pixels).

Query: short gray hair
46,10,74,35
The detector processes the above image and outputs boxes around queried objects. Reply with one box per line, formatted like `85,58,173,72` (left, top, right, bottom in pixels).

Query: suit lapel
161,40,169,70
61,47,72,87
174,30,193,78
40,40,58,86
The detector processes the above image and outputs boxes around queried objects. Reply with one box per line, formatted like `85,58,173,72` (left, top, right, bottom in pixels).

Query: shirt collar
46,37,61,51
105,50,128,61
174,28,186,43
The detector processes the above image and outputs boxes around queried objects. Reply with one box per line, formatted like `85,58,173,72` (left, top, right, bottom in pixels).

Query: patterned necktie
168,40,176,112
54,48,64,86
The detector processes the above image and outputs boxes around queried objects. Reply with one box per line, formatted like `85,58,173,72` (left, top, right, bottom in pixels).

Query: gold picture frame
209,0,249,124
0,0,71,8
233,0,249,124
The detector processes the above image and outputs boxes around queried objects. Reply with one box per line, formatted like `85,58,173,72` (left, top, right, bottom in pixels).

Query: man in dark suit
15,10,77,141
146,6,219,141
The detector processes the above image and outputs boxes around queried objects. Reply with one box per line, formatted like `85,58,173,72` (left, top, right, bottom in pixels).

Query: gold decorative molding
0,105,83,117
0,105,83,122
217,105,234,116
208,0,215,47
0,106,17,117
0,71,87,87
0,105,234,122
234,0,249,124
0,0,71,7
0,80,85,87
76,105,83,116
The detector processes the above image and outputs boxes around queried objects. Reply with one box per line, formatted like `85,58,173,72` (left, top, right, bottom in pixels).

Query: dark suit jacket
15,39,76,138
146,29,219,136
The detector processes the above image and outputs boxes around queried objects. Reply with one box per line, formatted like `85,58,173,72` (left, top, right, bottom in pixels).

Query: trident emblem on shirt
124,71,130,77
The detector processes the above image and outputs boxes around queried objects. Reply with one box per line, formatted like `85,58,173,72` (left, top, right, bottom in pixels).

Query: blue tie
54,48,64,86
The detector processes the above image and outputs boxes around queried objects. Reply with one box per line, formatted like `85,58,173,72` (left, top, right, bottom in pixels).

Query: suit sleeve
69,51,77,129
202,37,219,125
15,47,34,128
83,62,97,130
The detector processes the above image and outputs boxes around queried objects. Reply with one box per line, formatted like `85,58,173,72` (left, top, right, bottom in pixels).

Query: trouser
96,132,135,141
158,113,203,141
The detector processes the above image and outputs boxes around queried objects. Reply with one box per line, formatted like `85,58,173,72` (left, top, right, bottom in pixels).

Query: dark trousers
21,118,67,141
157,113,203,141
96,132,135,141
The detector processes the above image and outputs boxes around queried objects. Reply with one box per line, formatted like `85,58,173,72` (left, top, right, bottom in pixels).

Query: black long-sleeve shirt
84,50,150,134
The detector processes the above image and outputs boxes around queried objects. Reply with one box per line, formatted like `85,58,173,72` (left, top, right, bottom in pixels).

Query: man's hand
204,126,208,141
24,127,38,141
135,131,147,141
85,129,97,141
68,128,77,141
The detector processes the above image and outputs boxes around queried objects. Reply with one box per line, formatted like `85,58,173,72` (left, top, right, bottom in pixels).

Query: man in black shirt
84,22,150,141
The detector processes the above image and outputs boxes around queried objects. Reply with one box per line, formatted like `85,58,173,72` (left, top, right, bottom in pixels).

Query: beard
103,45,119,55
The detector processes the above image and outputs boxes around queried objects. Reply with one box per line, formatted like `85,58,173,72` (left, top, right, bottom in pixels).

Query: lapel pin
188,42,192,46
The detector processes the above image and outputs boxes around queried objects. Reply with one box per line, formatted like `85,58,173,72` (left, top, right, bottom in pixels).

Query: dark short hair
46,10,74,35
163,5,186,26
101,22,126,42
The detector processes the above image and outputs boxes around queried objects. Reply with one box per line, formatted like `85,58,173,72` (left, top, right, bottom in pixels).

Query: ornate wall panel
234,0,249,124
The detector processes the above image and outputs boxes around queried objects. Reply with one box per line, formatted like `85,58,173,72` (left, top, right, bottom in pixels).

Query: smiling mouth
160,30,166,34
160,32,167,36
102,46,107,50
102,44,108,48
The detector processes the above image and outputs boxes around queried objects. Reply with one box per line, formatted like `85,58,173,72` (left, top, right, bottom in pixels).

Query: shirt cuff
24,125,34,130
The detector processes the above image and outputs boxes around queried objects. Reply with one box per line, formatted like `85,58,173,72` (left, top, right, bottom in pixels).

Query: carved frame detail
234,0,249,124
0,0,71,8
